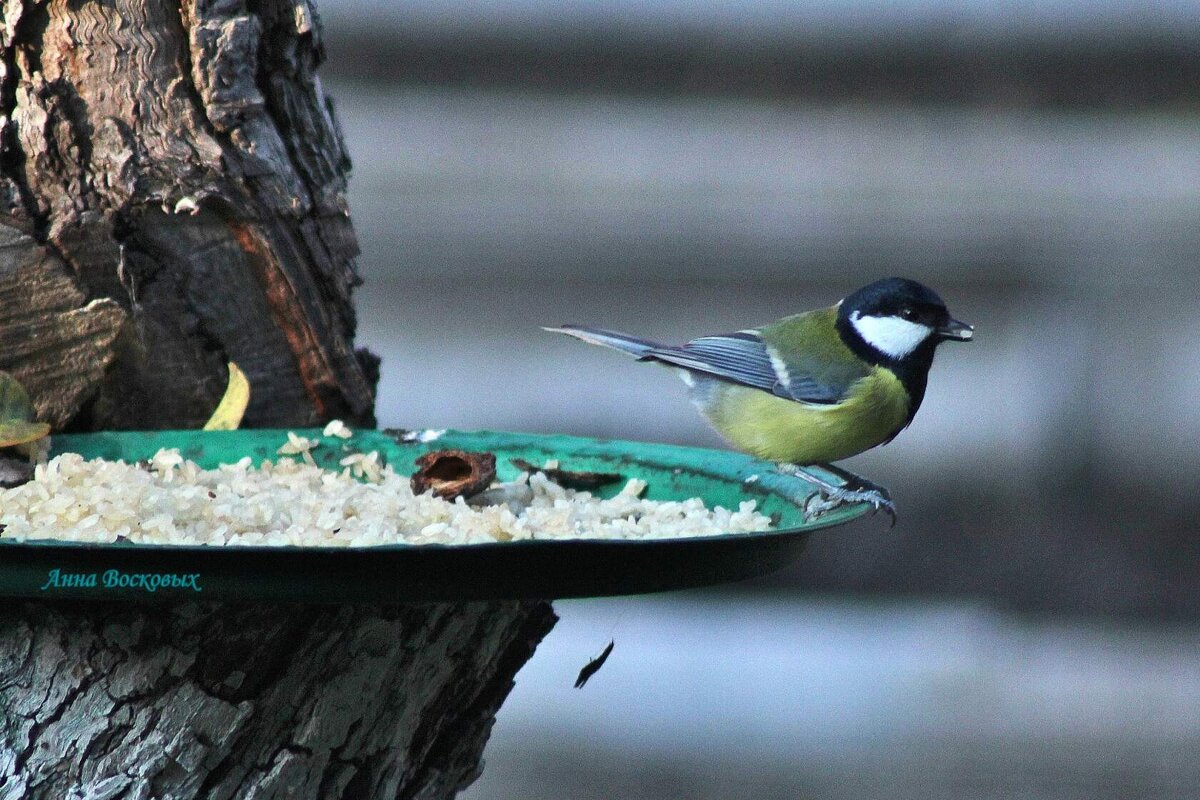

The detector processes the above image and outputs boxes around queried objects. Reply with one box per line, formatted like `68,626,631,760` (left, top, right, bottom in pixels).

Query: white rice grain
0,434,772,547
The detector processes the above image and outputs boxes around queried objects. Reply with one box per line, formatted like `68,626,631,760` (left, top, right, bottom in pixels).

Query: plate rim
7,428,878,551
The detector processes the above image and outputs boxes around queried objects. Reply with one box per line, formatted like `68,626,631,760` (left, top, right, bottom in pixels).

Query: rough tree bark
0,1,557,797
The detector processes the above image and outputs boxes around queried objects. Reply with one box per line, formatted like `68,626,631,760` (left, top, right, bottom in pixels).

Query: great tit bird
545,277,972,518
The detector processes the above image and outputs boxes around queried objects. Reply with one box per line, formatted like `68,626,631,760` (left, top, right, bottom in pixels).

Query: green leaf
0,371,36,425
0,371,49,448
0,420,51,448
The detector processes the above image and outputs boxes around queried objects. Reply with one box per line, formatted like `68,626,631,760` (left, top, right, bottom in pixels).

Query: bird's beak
937,318,974,341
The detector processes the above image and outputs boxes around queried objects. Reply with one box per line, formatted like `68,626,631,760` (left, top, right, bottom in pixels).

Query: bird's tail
543,324,663,359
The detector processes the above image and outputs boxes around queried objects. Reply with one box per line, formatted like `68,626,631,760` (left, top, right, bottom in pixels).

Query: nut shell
411,449,497,500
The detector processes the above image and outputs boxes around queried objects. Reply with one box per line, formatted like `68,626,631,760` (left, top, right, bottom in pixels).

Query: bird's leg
776,463,896,526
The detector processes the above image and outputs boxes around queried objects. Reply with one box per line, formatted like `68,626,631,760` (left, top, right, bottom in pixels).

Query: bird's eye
900,308,917,321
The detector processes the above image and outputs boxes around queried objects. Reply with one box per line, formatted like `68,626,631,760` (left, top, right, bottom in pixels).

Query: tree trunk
0,1,557,797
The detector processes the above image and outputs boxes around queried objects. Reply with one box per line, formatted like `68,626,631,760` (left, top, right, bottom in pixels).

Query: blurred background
314,1,1200,796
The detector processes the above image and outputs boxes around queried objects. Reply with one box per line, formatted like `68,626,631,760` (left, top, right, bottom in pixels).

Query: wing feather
644,331,844,405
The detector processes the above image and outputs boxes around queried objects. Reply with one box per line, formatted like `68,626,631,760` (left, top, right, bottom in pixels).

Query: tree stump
0,1,557,796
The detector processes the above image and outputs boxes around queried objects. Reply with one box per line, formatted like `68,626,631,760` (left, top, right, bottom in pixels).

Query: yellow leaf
203,362,251,430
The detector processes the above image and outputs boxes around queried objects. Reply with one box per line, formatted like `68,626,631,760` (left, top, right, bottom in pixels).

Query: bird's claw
775,463,897,527
800,480,896,527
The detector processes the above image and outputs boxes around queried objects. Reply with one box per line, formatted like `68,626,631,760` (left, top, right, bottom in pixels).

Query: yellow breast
702,367,910,465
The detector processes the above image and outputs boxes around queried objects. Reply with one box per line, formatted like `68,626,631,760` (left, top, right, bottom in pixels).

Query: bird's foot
804,484,896,526
776,463,897,527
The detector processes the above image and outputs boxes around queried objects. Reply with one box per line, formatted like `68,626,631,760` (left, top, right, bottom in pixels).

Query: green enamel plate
0,429,876,603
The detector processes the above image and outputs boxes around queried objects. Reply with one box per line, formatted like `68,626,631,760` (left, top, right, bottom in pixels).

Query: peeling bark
1,0,373,428
0,1,557,797
0,601,557,799
0,223,124,427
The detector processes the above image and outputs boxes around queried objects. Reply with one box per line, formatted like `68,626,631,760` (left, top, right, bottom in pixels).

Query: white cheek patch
850,312,933,359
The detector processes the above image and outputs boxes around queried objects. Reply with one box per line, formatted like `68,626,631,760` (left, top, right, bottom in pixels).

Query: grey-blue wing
644,332,845,405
